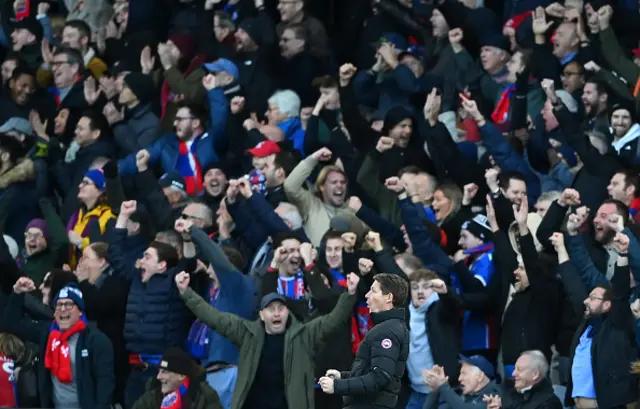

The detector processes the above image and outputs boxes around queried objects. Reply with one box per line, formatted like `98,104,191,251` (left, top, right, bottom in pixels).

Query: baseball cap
247,140,281,158
458,354,495,379
0,117,33,135
203,58,239,80
373,32,407,51
260,292,287,310
159,172,187,193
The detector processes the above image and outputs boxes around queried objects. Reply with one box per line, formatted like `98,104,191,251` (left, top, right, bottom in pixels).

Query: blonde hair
315,165,347,195
435,183,463,220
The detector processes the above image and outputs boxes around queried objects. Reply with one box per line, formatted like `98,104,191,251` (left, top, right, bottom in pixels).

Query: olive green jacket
132,380,222,409
599,26,640,114
180,288,358,409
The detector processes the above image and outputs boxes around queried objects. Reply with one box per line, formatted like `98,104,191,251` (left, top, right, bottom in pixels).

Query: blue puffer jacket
118,88,229,177
108,228,191,354
123,265,191,354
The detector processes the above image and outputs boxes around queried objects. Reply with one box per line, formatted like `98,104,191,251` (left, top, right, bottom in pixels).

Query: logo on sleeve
381,339,392,349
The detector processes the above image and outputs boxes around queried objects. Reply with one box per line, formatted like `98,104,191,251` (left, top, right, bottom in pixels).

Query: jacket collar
371,307,406,325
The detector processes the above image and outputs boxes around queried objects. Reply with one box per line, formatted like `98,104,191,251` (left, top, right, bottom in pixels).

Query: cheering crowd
0,0,639,408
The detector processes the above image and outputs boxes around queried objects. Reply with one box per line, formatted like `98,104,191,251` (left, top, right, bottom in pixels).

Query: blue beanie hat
84,169,106,191
54,284,85,311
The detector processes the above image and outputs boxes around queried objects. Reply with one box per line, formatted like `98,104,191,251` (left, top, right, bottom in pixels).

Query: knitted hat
84,169,106,191
168,33,196,61
124,72,155,104
159,347,197,377
12,17,43,43
239,17,265,46
54,284,85,311
461,214,493,242
609,100,638,124
381,106,413,135
479,32,510,52
25,218,50,242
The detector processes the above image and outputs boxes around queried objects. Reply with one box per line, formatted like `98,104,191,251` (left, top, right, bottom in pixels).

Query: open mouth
272,319,282,326
58,313,71,323
26,243,38,252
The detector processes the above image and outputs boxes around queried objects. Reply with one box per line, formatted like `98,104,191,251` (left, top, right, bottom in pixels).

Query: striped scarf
177,139,203,195
277,270,306,300
491,84,515,124
185,285,218,358
329,269,372,354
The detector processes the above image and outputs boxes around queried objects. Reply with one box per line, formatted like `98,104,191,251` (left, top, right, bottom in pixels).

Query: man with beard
565,201,640,288
118,101,229,196
231,3,277,114
609,103,640,167
284,147,366,246
61,20,108,79
555,231,636,409
581,79,609,138
201,165,229,214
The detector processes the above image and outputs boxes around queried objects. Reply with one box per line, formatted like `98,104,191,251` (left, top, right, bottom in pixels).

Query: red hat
247,140,281,158
504,11,532,31
168,33,196,61
632,49,640,58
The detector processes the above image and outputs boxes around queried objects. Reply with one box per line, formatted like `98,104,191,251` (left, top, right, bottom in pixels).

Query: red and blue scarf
177,138,203,195
45,316,88,383
14,0,30,19
277,270,306,300
161,378,189,409
185,285,218,358
329,269,372,354
491,84,515,125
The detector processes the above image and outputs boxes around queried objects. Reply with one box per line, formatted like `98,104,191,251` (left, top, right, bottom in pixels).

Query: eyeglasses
55,301,76,310
587,295,604,302
24,232,44,240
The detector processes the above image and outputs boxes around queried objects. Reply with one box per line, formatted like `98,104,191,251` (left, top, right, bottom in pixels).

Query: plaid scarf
45,316,87,383
177,138,203,195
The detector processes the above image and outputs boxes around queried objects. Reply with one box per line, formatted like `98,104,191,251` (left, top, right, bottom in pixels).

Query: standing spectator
109,72,162,156
2,279,114,409
319,273,409,409
61,20,108,79
404,270,460,409
174,270,360,409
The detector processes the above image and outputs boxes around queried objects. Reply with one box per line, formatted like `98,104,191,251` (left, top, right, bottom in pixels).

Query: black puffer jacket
334,308,409,409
